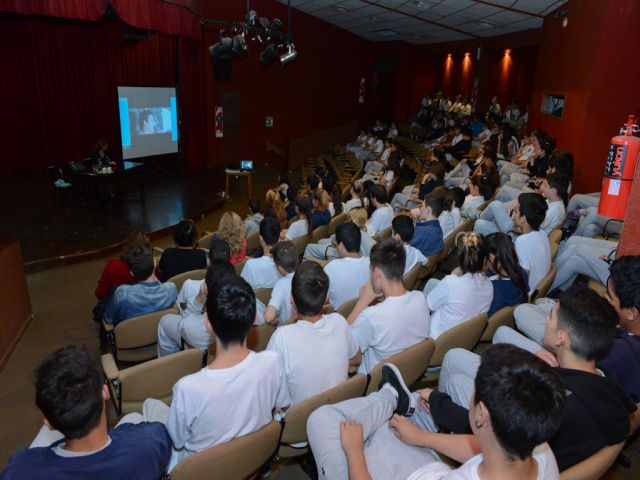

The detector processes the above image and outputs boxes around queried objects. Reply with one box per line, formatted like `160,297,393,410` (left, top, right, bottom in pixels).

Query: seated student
240,216,281,289
391,215,428,274
449,186,465,227
264,188,287,223
215,211,247,264
283,194,313,241
516,257,640,403
307,344,565,480
428,286,635,473
243,198,264,236
459,174,495,220
158,220,207,282
537,173,568,235
284,185,298,220
424,232,493,338
324,223,371,310
266,262,359,405
157,260,236,356
312,189,332,230
264,241,298,326
365,185,394,237
513,193,551,292
327,181,346,217
391,162,446,214
444,127,472,161
104,246,177,325
409,192,444,257
432,187,456,238
347,238,431,374
153,275,290,471
484,232,529,316
1,346,172,479
345,180,368,213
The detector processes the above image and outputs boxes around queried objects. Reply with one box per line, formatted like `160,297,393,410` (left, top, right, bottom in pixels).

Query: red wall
530,0,640,193
202,0,375,171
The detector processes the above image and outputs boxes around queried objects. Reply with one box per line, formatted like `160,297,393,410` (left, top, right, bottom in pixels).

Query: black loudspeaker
212,58,232,81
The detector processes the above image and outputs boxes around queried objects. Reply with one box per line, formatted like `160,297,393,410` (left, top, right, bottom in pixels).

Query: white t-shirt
380,147,392,165
240,255,280,289
266,313,358,405
404,243,427,274
285,218,308,240
372,139,384,154
268,272,295,325
324,256,371,309
345,197,367,213
351,291,431,374
166,351,290,465
366,205,394,236
462,194,484,212
540,200,565,235
177,279,205,315
451,207,463,228
407,443,559,480
438,210,456,239
515,230,551,293
427,273,493,338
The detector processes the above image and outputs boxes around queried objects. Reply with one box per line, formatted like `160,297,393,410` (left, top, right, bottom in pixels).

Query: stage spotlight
209,36,233,59
231,33,246,55
259,43,279,65
271,18,282,32
279,44,297,65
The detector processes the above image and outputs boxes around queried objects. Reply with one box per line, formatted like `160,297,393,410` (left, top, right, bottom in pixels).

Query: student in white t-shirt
155,275,291,471
538,173,569,235
324,222,371,310
240,216,281,289
424,232,493,338
264,241,298,326
391,215,427,274
283,194,312,241
366,184,394,237
433,187,456,238
266,261,359,405
512,193,551,292
347,238,431,374
307,344,564,480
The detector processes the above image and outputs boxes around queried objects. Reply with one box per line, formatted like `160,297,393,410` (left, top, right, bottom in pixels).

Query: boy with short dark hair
264,241,298,326
392,215,427,274
366,185,394,236
241,216,281,289
410,193,444,257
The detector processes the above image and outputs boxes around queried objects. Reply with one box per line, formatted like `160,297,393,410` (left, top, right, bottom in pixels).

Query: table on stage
225,169,253,199
73,161,145,202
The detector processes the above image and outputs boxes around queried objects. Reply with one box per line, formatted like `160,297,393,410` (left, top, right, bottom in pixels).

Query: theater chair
102,307,178,364
170,421,282,480
245,230,260,252
336,297,358,319
233,258,247,275
372,226,392,243
311,224,330,243
587,278,608,297
559,441,626,480
530,264,557,303
550,242,560,262
291,235,309,259
167,269,207,293
101,348,204,415
365,339,436,395
253,288,273,306
277,374,367,458
247,324,276,353
478,305,517,344
423,313,488,384
403,263,422,291
197,231,216,249
328,212,348,236
549,228,563,245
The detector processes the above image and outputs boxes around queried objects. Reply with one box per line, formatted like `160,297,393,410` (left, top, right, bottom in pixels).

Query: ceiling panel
273,0,566,44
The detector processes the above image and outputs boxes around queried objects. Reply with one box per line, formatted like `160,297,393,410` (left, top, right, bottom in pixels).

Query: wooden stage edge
24,195,226,274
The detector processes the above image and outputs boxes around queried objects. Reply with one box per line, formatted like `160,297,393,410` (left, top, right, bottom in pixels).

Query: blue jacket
597,328,640,403
410,220,443,257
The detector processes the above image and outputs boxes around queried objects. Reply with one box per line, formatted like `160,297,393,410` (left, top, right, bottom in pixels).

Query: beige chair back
171,421,282,480
530,264,557,303
559,441,625,480
233,258,247,275
279,374,367,458
245,230,260,251
103,349,204,415
166,269,207,293
328,213,348,236
291,235,310,258
336,297,359,318
372,226,392,242
247,324,276,352
587,279,608,297
480,306,517,342
197,231,216,249
311,224,330,243
253,288,273,306
112,307,178,363
548,228,562,245
430,313,488,367
403,263,422,291
550,242,559,261
365,339,436,395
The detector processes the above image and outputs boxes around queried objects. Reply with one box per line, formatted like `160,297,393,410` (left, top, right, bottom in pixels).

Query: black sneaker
380,363,416,416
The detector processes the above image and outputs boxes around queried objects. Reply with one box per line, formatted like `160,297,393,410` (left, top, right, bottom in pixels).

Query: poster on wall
358,77,366,104
215,106,223,138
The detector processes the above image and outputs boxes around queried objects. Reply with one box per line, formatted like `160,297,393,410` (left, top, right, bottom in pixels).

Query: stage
0,167,228,271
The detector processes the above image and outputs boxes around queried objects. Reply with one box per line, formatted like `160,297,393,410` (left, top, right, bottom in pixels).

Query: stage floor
0,168,227,268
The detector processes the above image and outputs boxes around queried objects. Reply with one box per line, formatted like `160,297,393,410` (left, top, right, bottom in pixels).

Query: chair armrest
153,246,165,255
102,320,114,333
101,354,120,381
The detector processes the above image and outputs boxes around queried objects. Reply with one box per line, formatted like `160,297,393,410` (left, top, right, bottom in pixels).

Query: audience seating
559,441,626,480
549,228,563,245
327,212,347,236
402,263,422,291
277,374,367,458
588,279,608,297
245,230,260,252
197,231,215,249
336,297,358,318
479,306,517,343
321,304,335,314
550,242,560,262
246,324,276,352
530,263,558,303
311,224,330,243
170,421,282,480
101,348,204,415
365,339,436,395
372,226,392,243
423,313,489,383
291,235,310,259
166,269,207,293
103,307,178,363
253,288,273,306
233,258,247,275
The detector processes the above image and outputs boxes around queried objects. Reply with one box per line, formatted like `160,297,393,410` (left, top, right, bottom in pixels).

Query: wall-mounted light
504,49,511,56
554,10,569,28
464,52,470,57
447,53,452,58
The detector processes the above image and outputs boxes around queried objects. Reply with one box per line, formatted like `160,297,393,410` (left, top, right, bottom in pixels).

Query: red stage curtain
111,0,201,40
0,0,107,21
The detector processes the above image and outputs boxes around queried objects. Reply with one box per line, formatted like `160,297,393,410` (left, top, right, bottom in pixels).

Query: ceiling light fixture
476,20,495,29
279,43,297,65
335,6,349,13
554,10,569,27
375,29,399,37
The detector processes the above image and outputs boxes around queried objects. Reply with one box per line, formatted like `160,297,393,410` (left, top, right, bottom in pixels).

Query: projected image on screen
118,86,179,160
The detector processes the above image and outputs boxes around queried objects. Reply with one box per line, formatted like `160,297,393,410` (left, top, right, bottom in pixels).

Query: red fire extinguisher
599,115,640,220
